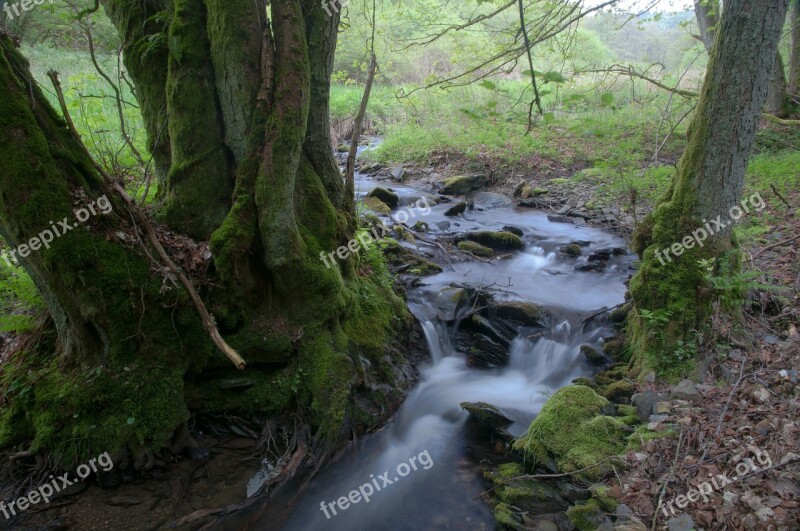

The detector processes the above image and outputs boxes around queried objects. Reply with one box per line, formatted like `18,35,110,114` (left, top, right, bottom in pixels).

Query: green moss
465,231,524,251
457,240,494,257
626,425,677,452
602,380,635,403
362,196,391,215
514,386,628,481
566,499,606,531
185,366,295,415
493,502,521,529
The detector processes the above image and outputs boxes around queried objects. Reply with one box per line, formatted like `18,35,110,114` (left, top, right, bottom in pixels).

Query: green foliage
0,250,45,333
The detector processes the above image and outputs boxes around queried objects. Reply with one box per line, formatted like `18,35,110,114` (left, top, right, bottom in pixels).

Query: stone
666,514,695,531
581,345,606,365
464,231,524,251
439,174,488,195
752,385,771,404
561,244,583,257
457,241,493,257
655,402,671,414
501,225,524,237
362,196,391,215
471,192,512,209
671,380,702,402
367,187,399,209
435,286,469,322
435,221,451,231
576,260,605,272
631,390,664,422
444,202,468,216
547,214,574,224
460,402,513,431
390,167,406,182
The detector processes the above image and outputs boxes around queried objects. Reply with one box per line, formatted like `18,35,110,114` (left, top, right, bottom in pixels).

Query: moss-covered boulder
560,244,583,257
602,380,636,404
457,240,494,257
488,301,550,328
464,231,524,251
566,499,612,530
439,174,488,195
367,187,399,209
362,196,391,215
580,345,606,365
513,385,629,480
444,201,467,216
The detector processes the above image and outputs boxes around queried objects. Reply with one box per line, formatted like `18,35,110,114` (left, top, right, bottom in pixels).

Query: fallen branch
48,70,246,370
513,456,622,480
755,233,800,257
770,183,791,208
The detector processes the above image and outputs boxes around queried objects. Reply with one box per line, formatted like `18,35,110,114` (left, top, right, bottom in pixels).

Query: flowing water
222,166,633,530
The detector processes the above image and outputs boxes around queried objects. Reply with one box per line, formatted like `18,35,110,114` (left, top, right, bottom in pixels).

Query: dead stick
769,183,791,208
48,70,246,370
755,233,800,257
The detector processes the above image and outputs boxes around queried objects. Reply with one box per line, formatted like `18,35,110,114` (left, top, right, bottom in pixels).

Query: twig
513,457,621,480
48,70,246,370
769,183,791,208
755,234,800,257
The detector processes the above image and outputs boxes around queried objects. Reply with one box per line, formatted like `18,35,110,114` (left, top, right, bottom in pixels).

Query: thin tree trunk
694,0,720,53
766,52,789,118
630,0,789,368
790,0,800,100
346,52,378,207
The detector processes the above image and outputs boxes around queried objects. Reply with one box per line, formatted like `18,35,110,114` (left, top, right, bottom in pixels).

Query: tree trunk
766,52,790,118
0,0,413,467
694,0,720,53
630,0,789,373
790,0,800,101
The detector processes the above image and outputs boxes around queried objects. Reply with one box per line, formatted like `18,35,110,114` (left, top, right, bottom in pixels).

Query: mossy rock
489,301,550,328
566,499,611,530
439,174,488,195
580,345,606,365
485,462,570,515
362,196,391,215
513,385,629,481
457,240,494,257
561,244,583,257
602,380,636,404
571,377,599,390
464,231,524,251
367,187,399,209
413,221,429,232
444,201,467,216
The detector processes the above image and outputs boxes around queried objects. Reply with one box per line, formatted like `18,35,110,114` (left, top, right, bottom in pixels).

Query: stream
220,160,633,530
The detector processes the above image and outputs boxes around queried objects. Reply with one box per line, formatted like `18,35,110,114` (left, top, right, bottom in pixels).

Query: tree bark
694,0,720,53
790,0,800,100
630,0,789,371
766,52,790,118
0,0,413,466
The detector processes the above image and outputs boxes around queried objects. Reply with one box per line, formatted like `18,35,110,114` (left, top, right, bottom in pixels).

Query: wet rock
568,210,592,220
460,401,513,437
556,481,591,503
464,333,509,368
547,214,573,224
444,202,467,216
464,231,524,251
488,301,551,329
671,380,702,402
367,187,399,209
435,221,451,231
457,240,493,257
572,240,592,247
439,174,488,195
435,286,469,321
560,244,583,257
472,191,513,208
581,345,607,365
413,221,429,232
501,225,524,237
588,247,627,261
519,198,548,208
576,260,605,272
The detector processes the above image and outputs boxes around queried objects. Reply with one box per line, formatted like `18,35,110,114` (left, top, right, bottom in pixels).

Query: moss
616,404,640,426
362,196,391,215
493,502,521,529
566,499,606,531
457,240,494,257
602,381,635,403
439,175,488,195
514,386,628,481
626,425,678,452
562,244,583,257
185,366,295,415
465,231,524,251
367,187,399,209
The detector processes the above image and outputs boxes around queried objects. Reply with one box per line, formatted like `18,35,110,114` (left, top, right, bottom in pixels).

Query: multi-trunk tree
0,1,412,467
631,0,790,373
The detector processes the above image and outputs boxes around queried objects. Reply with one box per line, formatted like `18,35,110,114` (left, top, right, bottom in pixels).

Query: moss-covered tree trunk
0,0,412,468
630,0,789,373
790,0,800,100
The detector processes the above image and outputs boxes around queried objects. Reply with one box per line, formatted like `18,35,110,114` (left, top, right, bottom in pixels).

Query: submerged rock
488,301,551,329
439,174,488,195
461,401,513,438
